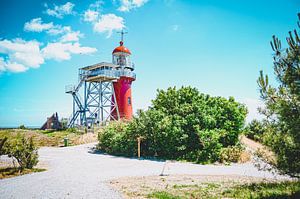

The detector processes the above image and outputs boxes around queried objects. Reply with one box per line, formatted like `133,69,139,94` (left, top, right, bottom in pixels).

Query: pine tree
258,13,300,177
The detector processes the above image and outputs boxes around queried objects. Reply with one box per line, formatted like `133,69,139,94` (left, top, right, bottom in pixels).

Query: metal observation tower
66,32,136,127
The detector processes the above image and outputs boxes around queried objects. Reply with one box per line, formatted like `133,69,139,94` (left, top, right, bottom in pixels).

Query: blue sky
0,0,299,127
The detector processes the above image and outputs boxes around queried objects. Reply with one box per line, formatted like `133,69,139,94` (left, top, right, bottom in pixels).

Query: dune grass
223,181,300,199
0,167,46,179
148,181,300,199
0,129,84,147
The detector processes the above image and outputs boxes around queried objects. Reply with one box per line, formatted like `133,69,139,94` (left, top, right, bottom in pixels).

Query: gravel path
0,142,288,199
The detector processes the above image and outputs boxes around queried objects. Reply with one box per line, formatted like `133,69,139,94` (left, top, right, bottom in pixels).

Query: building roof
112,41,131,55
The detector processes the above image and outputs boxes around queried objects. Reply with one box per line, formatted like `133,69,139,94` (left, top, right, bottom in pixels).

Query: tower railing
79,68,136,80
118,70,136,79
89,69,119,79
79,68,118,80
65,85,75,93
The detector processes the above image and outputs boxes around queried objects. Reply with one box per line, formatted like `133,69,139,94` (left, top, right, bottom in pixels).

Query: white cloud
45,2,75,18
5,62,27,73
0,39,44,71
0,56,28,73
0,57,6,72
118,0,148,12
83,10,99,22
10,51,44,68
90,1,103,9
42,42,97,61
47,25,71,35
24,18,74,36
60,31,83,42
93,14,125,38
82,2,125,38
23,18,84,43
0,38,97,73
24,18,54,32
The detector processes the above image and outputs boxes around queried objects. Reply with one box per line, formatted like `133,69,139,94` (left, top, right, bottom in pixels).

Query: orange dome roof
112,41,131,54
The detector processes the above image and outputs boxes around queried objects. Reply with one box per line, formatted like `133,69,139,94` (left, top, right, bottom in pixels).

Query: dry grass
110,175,279,199
0,129,97,147
0,167,46,179
240,136,275,161
239,151,251,163
71,133,97,145
147,180,300,199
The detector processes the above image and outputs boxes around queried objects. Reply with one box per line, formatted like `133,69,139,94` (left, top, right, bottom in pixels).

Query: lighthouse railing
118,70,136,79
79,68,119,79
78,66,135,80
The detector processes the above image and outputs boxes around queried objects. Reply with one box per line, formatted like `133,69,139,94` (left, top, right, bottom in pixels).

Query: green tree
98,86,247,163
257,14,300,177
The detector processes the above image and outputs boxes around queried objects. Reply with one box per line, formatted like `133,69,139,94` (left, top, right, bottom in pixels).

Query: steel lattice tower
66,34,136,128
84,81,120,125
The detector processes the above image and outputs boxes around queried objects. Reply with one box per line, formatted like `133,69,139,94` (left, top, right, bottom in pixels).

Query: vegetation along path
0,142,290,199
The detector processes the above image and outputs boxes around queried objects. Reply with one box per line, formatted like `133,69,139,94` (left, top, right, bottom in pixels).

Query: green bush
19,124,26,129
0,137,8,156
244,119,266,142
98,86,247,163
194,129,224,163
4,134,39,170
98,121,137,156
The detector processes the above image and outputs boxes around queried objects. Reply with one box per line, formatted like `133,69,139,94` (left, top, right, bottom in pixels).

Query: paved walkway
0,142,288,199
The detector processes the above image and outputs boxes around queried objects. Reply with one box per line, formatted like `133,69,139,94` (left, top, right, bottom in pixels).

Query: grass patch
0,167,46,179
0,129,94,147
148,181,300,199
149,183,223,199
222,181,300,199
148,191,180,199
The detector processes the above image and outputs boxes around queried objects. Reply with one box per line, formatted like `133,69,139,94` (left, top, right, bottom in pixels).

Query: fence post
137,137,141,159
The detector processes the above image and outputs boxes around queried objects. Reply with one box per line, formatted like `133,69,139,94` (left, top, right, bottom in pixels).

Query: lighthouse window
128,97,131,105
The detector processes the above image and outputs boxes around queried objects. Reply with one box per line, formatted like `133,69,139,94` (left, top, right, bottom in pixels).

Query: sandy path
0,142,288,199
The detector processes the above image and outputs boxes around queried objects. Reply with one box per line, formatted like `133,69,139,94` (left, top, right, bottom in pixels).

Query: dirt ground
109,136,280,199
110,174,279,199
240,135,276,164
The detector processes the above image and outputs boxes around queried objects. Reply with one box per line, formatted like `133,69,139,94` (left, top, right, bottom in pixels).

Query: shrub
19,124,26,129
98,121,137,156
98,86,247,163
244,119,266,142
195,129,224,163
5,134,39,170
219,145,246,163
0,137,8,156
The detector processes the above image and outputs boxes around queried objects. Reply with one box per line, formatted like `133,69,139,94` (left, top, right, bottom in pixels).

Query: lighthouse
66,31,136,127
112,32,136,119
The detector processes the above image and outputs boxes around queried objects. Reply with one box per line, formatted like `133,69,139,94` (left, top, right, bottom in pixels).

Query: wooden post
137,137,141,159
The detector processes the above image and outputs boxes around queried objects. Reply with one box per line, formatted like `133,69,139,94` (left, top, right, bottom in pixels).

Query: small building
41,112,61,130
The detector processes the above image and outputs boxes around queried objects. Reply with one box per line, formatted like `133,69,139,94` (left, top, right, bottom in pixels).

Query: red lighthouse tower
112,31,136,119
